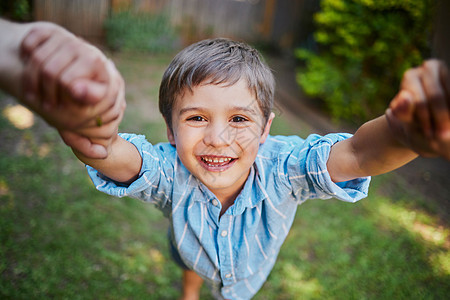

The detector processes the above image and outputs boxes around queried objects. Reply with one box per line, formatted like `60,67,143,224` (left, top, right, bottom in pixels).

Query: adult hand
386,59,450,160
19,22,126,158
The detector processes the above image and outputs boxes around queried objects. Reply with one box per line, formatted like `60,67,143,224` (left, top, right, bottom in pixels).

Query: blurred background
1,0,449,299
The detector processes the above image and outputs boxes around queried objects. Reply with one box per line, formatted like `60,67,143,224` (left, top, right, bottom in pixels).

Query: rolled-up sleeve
86,133,175,212
280,133,370,203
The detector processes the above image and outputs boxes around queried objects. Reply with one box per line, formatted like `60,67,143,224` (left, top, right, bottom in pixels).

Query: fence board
34,0,109,41
33,0,312,48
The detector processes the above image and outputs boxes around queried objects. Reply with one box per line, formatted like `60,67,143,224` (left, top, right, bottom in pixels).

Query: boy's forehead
174,80,262,112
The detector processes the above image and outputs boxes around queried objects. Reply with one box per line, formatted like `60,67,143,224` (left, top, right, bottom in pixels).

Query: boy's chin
196,170,250,194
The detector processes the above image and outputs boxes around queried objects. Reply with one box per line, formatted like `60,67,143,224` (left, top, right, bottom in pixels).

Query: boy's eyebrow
179,106,259,116
230,106,259,115
178,107,206,115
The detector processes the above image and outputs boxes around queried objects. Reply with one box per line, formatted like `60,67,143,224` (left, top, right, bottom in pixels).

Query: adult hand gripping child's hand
20,22,126,159
386,59,450,160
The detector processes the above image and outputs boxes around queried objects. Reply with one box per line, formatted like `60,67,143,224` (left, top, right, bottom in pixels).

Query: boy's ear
164,119,176,145
259,112,275,144
167,127,175,145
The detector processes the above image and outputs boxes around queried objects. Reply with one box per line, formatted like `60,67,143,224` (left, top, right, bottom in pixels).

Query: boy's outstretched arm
327,60,450,183
72,136,143,185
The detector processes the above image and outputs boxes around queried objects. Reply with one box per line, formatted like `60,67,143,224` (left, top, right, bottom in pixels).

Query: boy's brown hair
159,38,275,131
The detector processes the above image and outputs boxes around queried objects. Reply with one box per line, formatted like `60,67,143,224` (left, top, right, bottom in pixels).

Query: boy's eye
187,116,206,122
231,116,248,123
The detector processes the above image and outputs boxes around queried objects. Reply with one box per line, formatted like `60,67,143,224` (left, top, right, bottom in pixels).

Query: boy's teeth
203,157,232,164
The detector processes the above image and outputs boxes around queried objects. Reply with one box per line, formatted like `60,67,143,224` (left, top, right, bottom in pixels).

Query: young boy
2,20,450,300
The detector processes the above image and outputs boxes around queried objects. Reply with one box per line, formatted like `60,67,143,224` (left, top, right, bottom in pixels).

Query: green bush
104,11,178,53
296,0,433,123
0,0,32,21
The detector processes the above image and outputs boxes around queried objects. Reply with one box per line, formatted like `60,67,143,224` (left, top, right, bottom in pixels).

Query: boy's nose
203,122,235,147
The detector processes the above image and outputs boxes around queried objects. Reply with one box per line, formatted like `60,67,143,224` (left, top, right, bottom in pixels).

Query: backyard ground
0,50,449,299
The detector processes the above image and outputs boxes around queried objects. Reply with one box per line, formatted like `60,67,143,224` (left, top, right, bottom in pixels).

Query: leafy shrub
296,0,434,123
0,0,32,21
104,11,178,53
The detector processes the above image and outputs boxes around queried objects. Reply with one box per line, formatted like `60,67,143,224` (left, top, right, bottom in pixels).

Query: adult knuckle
41,63,56,81
403,68,419,81
427,90,443,106
422,60,436,69
59,72,73,89
423,59,442,69
30,49,45,66
92,55,105,68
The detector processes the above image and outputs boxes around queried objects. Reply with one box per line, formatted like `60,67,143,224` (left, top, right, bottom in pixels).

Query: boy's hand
19,22,126,158
386,59,450,160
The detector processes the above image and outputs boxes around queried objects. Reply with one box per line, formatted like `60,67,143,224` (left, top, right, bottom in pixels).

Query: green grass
1,52,449,299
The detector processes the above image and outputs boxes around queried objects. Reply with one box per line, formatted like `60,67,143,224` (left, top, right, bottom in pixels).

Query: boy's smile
168,79,274,202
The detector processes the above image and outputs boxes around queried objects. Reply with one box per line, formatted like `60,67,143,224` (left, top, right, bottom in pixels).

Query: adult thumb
389,90,415,123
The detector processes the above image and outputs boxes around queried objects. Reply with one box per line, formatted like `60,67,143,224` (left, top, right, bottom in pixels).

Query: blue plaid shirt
87,133,370,299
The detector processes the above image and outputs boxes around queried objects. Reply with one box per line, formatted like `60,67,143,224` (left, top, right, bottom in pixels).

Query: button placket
217,214,234,284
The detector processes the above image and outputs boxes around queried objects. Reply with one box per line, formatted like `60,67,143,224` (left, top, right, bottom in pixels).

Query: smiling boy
79,39,438,299
2,21,450,300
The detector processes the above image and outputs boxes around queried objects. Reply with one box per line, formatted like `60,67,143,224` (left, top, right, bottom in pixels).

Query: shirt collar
195,164,268,216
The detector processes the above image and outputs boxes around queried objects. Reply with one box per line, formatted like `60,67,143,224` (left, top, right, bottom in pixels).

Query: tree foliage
296,0,434,123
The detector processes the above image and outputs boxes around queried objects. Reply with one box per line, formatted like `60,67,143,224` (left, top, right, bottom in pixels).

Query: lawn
0,51,448,299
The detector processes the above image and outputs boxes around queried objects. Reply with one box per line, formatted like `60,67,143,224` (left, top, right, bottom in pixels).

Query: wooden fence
32,0,450,63
33,0,315,48
34,0,109,42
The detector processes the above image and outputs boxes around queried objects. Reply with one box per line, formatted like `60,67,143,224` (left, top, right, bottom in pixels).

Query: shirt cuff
86,133,158,199
306,133,371,202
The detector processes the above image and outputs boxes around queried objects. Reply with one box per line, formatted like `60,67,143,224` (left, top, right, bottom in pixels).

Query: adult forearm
0,19,32,98
328,115,418,182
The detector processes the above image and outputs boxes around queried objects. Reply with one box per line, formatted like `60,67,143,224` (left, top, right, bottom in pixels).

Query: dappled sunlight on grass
280,263,323,298
375,199,450,277
430,252,450,275
376,201,449,249
2,104,34,130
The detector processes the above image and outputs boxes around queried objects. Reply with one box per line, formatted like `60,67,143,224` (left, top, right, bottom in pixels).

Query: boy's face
167,79,274,199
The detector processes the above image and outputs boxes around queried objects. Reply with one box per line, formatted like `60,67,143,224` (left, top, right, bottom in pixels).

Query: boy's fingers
76,110,123,139
59,130,108,159
84,60,126,128
422,60,450,139
77,81,126,131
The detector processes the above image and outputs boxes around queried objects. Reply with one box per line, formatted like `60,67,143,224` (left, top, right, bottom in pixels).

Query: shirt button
221,230,228,237
212,199,219,206
225,273,232,279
